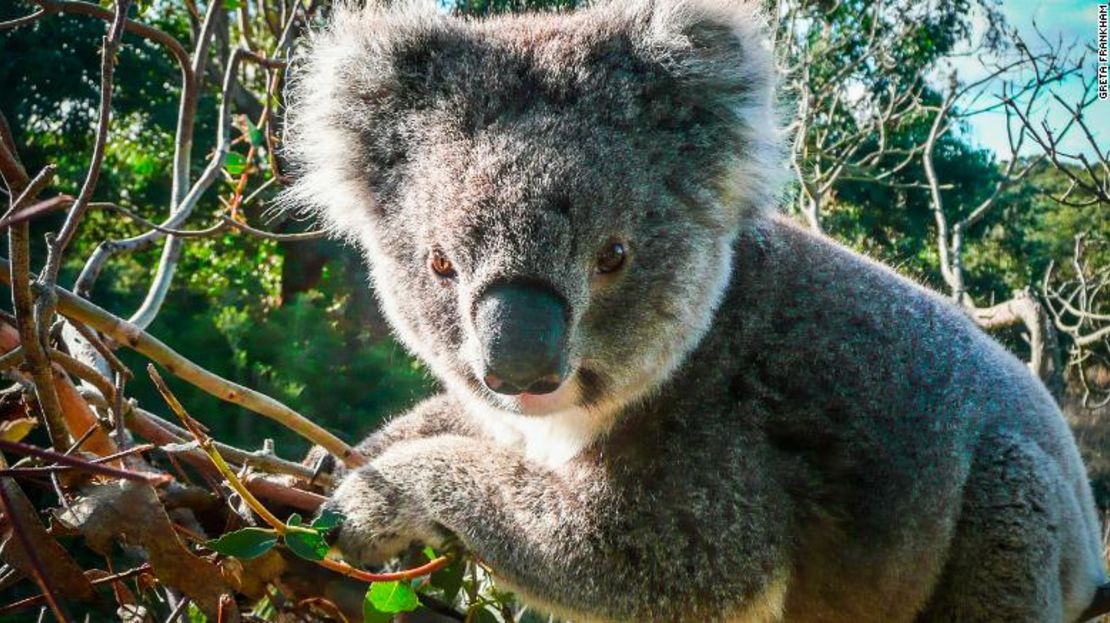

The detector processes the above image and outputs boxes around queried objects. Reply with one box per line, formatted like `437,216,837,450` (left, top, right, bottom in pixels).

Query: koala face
283,0,780,418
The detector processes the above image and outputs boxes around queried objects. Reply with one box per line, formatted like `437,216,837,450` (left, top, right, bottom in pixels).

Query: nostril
525,374,563,395
484,374,523,395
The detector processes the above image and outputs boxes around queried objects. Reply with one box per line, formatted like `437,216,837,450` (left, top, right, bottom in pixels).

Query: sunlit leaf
361,598,392,623
224,151,248,175
366,580,420,614
187,602,208,623
0,418,37,443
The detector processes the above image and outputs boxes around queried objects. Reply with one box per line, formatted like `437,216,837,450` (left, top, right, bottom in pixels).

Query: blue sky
958,0,1108,159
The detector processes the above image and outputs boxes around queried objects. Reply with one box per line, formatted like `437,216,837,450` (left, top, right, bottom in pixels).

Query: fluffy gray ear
618,0,784,214
279,0,448,239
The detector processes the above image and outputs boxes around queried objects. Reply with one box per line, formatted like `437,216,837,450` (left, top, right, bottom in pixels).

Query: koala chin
282,1,1109,621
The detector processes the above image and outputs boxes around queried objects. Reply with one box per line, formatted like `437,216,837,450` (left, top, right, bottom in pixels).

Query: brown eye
596,241,627,274
430,250,456,278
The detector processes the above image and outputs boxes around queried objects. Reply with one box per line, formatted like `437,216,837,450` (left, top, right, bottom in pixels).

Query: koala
281,0,1110,621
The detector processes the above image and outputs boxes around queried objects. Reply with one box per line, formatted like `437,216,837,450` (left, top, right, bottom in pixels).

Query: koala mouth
469,365,609,417
510,374,581,415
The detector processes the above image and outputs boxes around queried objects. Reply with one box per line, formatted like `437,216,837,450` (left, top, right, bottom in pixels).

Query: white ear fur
276,0,444,242
628,0,786,219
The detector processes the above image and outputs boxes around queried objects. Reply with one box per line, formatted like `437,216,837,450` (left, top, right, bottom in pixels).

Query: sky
955,0,1108,159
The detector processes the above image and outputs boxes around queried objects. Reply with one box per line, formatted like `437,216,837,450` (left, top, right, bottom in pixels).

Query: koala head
282,0,781,420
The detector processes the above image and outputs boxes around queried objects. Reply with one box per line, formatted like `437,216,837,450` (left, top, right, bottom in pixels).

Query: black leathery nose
475,282,568,396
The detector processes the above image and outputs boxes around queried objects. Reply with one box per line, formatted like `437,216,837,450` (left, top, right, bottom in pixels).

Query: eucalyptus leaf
284,528,329,561
312,509,344,532
246,118,266,148
430,558,465,602
207,528,277,560
367,580,421,614
361,598,393,623
224,151,248,175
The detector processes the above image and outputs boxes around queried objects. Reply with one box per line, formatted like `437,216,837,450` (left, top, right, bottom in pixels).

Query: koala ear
624,0,775,116
278,0,449,239
618,0,784,216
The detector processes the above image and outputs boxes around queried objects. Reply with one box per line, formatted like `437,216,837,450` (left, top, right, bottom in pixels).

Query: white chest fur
461,395,615,468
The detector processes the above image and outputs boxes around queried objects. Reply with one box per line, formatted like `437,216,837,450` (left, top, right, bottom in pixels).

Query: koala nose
474,282,568,396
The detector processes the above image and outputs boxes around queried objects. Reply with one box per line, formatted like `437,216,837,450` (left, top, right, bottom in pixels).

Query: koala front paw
321,467,443,566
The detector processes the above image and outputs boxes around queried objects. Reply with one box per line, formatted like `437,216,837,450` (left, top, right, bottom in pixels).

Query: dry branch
0,322,118,457
7,166,70,450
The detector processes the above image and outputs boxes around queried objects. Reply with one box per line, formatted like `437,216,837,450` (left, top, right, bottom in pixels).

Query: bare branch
39,0,134,287
0,9,47,30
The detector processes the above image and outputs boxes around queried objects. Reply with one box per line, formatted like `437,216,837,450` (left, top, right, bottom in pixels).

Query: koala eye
595,241,627,274
430,249,457,279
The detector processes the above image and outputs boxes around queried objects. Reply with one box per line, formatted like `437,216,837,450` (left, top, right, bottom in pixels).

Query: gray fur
283,1,1107,620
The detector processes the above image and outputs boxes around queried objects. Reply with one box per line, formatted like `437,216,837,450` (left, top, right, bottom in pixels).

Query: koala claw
321,467,440,567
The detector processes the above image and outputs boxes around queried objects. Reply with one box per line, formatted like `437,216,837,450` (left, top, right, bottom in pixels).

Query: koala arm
352,394,478,459
328,435,632,619
303,394,478,480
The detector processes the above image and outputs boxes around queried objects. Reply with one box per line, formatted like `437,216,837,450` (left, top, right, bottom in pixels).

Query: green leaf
207,528,278,560
312,509,344,533
366,580,420,614
186,602,208,623
246,117,266,148
224,151,248,175
430,558,465,602
223,0,243,9
361,598,392,623
284,528,329,561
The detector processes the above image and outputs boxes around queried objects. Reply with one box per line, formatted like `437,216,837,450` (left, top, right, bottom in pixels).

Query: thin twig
0,9,47,30
0,439,165,484
0,346,24,372
40,0,134,287
0,564,151,616
48,347,116,405
0,195,72,232
68,318,131,378
149,365,289,529
0,444,154,476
